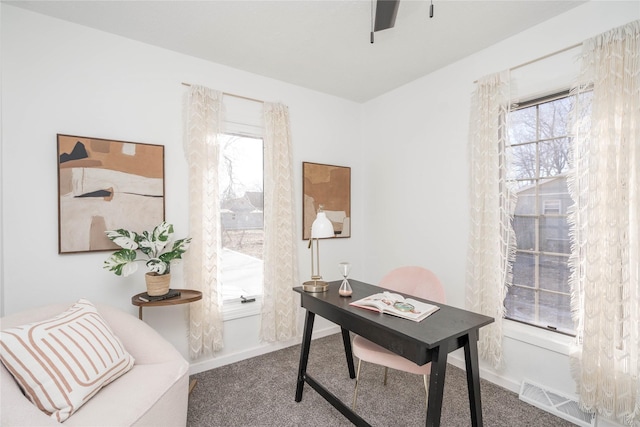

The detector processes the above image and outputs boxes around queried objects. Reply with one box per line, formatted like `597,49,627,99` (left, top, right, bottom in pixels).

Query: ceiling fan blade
374,0,400,32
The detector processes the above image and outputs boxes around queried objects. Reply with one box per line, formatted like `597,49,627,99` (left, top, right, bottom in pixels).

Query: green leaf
146,258,168,275
153,222,174,243
136,231,155,257
148,222,173,256
105,229,139,250
158,237,192,263
103,249,138,276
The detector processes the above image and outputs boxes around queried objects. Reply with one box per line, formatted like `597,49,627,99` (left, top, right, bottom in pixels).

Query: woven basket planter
145,273,171,296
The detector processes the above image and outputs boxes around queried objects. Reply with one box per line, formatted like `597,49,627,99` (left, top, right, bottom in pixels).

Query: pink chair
351,266,446,410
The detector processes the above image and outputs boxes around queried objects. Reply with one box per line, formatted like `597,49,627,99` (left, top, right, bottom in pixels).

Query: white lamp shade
311,212,334,239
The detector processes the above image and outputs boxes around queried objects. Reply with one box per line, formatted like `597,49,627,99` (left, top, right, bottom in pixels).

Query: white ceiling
5,0,588,102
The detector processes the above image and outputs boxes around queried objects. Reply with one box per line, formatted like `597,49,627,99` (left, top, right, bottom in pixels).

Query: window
542,199,561,215
219,133,264,303
504,91,579,335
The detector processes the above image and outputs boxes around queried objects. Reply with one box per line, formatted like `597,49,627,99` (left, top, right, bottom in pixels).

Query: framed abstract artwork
302,162,351,240
57,134,165,254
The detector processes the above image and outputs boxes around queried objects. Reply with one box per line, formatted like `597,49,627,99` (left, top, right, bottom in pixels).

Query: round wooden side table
131,289,202,394
131,289,202,320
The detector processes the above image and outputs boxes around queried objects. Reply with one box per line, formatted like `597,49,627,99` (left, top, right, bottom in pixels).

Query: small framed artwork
303,162,351,240
57,134,165,254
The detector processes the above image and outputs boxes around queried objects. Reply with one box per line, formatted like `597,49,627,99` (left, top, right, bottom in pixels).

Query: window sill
222,297,262,321
503,319,575,356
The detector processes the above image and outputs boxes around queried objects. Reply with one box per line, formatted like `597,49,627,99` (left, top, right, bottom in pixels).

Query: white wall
0,4,364,369
2,3,639,425
362,1,638,422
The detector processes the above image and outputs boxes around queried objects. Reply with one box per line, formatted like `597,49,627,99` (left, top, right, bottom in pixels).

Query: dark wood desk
293,280,494,427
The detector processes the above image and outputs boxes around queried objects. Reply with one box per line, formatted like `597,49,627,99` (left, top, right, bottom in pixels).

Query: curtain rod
473,42,582,83
181,82,264,104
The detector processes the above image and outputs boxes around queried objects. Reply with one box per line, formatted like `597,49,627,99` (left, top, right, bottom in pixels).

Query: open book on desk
349,291,440,322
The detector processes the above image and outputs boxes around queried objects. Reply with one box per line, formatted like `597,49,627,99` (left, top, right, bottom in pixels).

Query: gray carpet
187,333,575,426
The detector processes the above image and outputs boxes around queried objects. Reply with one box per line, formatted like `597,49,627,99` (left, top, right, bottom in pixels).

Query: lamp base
302,280,329,293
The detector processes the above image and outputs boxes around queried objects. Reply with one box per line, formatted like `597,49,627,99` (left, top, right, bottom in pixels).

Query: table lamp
303,207,334,292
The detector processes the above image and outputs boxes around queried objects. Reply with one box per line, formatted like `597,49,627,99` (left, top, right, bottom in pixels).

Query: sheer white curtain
183,85,224,358
466,71,516,369
260,103,299,342
568,20,640,425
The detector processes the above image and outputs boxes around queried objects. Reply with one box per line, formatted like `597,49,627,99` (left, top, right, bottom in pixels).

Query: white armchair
1,302,189,426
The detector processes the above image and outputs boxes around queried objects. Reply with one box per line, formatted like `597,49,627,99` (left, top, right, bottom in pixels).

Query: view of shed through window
504,91,590,336
219,133,264,303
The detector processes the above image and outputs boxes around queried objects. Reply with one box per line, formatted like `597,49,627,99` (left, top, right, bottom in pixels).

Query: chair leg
423,374,430,410
383,367,388,385
352,359,362,410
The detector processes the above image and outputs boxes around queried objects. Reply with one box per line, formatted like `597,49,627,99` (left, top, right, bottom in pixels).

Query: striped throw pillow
0,299,135,422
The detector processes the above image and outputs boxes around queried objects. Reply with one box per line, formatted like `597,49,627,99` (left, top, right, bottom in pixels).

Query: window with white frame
504,91,588,336
219,97,264,304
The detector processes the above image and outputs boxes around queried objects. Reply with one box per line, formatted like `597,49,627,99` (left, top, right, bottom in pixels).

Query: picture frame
57,134,165,254
303,162,351,240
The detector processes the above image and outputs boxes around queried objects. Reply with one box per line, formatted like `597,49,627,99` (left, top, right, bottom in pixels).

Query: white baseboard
189,324,340,375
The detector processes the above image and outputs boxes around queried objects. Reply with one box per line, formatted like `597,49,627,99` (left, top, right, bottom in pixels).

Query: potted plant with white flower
103,222,191,296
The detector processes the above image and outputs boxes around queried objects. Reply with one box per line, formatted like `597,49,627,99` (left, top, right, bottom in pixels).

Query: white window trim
503,318,574,355
222,296,262,321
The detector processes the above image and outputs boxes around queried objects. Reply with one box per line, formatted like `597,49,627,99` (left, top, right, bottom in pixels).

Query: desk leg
138,307,143,320
295,311,315,402
464,329,483,427
426,345,448,427
341,328,356,379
